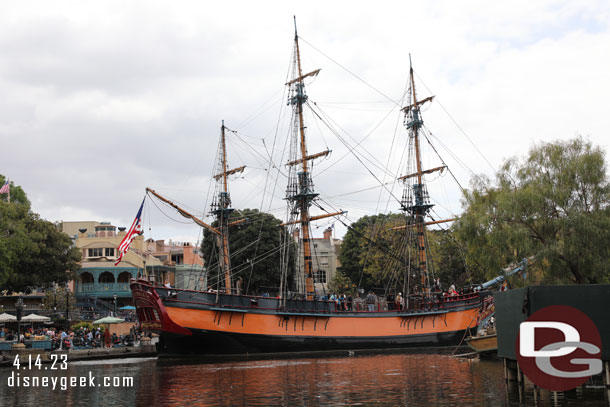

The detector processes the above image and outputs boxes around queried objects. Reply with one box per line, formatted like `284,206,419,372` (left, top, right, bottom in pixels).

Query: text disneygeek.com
6,355,133,391
7,371,134,391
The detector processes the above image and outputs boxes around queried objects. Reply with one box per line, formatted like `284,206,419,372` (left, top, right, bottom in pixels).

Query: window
88,248,103,257
171,254,184,265
80,272,94,284
117,271,131,283
314,269,327,284
99,272,115,283
105,248,115,257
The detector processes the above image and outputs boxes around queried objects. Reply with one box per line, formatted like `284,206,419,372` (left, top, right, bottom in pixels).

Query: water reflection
152,355,507,406
0,354,605,406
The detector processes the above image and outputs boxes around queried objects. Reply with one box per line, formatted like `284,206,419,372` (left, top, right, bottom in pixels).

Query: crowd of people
0,324,141,350
308,279,477,313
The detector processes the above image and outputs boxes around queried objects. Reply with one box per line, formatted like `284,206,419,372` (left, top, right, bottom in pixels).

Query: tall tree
339,213,479,293
201,208,296,295
427,229,486,289
0,177,81,292
455,137,610,284
41,285,76,315
338,213,407,292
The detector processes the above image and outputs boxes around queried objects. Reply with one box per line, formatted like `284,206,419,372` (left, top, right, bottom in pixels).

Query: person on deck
395,292,404,311
433,278,441,292
365,291,377,312
387,293,395,310
235,277,243,295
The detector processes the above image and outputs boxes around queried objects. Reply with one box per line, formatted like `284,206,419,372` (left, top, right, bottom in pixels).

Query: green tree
338,213,407,291
42,285,76,315
327,270,357,297
455,137,610,284
201,208,296,295
339,213,479,293
0,178,81,292
0,175,30,207
427,229,485,288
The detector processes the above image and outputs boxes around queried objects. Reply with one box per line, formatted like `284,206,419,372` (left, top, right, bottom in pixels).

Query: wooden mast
219,121,232,294
212,121,245,295
410,61,428,291
294,21,316,300
401,56,436,293
285,18,345,300
147,122,244,295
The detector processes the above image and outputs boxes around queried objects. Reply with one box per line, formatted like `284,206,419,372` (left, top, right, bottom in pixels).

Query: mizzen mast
145,121,244,294
211,121,245,294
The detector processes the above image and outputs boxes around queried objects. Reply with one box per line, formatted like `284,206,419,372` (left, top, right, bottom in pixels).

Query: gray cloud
2,1,609,243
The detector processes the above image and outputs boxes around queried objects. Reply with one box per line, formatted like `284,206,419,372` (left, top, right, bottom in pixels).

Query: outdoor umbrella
0,313,17,323
119,305,136,310
21,313,51,322
93,316,125,324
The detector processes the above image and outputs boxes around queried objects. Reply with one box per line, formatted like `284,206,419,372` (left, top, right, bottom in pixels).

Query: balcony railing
76,282,131,294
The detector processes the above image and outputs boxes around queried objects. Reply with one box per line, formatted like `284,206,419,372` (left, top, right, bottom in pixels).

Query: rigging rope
298,36,401,108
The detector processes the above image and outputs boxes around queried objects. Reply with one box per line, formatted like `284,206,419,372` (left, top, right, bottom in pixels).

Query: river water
0,353,606,406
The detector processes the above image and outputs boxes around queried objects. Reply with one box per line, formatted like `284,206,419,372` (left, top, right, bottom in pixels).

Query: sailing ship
130,22,488,355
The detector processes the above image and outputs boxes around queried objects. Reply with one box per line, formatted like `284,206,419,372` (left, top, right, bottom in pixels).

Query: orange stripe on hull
165,306,479,338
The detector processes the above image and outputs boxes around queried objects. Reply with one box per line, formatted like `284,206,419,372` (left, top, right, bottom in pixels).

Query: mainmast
284,18,341,300
211,121,245,294
399,57,437,293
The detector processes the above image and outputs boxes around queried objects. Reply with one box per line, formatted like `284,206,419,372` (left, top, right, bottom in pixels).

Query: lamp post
65,282,70,330
113,294,117,315
15,297,24,343
53,283,57,316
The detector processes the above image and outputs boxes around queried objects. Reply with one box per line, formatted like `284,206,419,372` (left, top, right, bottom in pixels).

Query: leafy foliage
71,321,93,331
455,137,610,284
427,229,485,289
0,175,30,207
0,177,81,292
338,213,480,293
338,213,409,291
201,208,296,295
327,270,358,296
42,285,77,313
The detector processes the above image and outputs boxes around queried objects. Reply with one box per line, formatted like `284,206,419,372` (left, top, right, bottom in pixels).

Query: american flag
0,181,9,194
114,197,145,266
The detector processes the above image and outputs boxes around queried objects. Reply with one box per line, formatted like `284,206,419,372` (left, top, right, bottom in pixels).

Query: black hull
156,327,474,356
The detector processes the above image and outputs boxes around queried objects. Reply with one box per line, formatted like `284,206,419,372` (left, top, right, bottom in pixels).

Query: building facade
61,222,207,309
144,239,206,290
61,221,160,308
296,227,342,295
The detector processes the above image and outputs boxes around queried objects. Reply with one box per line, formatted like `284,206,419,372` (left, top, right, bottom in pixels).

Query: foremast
284,19,340,300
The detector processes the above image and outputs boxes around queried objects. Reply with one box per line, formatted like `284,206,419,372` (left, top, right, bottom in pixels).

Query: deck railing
76,282,131,294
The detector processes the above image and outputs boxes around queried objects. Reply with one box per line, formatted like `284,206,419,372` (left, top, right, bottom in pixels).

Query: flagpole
7,179,10,203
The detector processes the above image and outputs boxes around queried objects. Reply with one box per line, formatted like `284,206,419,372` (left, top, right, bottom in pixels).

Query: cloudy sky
2,1,609,244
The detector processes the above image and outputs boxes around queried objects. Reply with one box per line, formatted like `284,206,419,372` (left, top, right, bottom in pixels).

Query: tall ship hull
131,279,485,355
